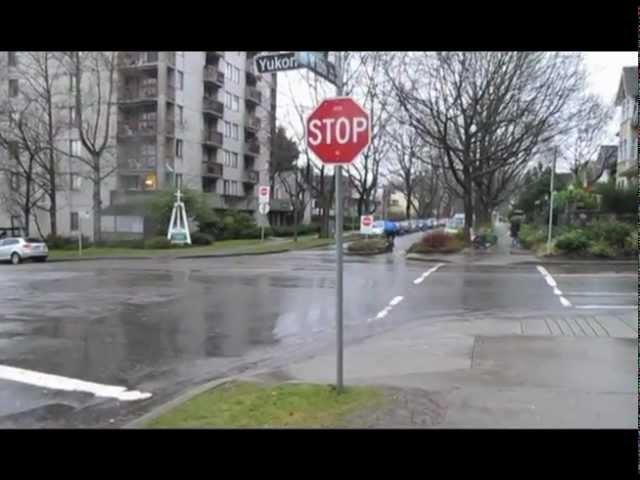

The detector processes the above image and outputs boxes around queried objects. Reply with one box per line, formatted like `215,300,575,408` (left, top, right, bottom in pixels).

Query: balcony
203,66,224,86
246,59,257,83
119,84,158,104
245,115,261,133
245,139,260,156
117,122,157,138
118,52,159,70
203,161,223,177
117,154,157,171
242,169,259,184
245,86,261,106
202,129,223,148
166,117,175,137
203,96,224,118
166,51,176,66
207,51,224,60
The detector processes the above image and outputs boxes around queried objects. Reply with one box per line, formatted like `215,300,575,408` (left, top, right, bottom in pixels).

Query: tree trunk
92,162,102,242
293,206,298,242
49,195,57,237
320,197,330,238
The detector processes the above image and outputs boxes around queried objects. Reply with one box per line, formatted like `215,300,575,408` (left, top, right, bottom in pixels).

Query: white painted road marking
575,305,637,310
553,273,636,278
368,296,406,322
562,292,637,297
559,296,573,307
536,265,571,308
413,263,444,285
0,365,152,402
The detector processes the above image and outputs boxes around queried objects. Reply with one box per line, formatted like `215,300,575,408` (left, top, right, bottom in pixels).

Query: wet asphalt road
0,230,636,427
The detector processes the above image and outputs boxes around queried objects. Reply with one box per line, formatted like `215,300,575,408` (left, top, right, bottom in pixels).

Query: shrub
585,222,633,249
45,234,90,250
408,231,464,254
555,230,590,253
594,183,636,215
454,229,466,243
347,238,391,254
271,224,320,237
190,232,214,245
144,237,173,249
588,240,615,258
624,230,638,252
518,224,546,249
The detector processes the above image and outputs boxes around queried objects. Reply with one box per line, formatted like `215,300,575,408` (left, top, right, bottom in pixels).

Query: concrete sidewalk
284,314,638,428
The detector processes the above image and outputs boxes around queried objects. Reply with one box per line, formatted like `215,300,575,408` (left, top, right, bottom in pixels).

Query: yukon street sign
255,52,300,74
295,52,337,85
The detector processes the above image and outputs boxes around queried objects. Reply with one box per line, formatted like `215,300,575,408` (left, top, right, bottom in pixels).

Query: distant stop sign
362,216,373,227
307,97,371,165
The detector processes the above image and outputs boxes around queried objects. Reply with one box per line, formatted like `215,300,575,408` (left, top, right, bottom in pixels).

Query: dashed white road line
575,305,637,310
0,364,152,402
413,263,444,285
536,265,572,308
369,296,405,322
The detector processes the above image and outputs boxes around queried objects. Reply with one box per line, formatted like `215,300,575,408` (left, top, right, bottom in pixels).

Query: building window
143,173,157,190
226,62,233,80
70,139,81,157
70,212,79,231
69,107,76,125
177,71,184,90
225,91,233,109
69,173,81,191
224,150,231,167
176,139,183,158
224,121,232,138
233,66,240,84
232,95,239,112
232,123,239,140
8,79,18,98
232,152,238,168
178,105,184,126
9,172,20,191
69,74,75,93
7,52,17,67
8,141,19,160
223,180,230,194
121,175,139,190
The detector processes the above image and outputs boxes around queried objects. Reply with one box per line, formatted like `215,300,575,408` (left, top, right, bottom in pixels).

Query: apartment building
614,65,637,188
0,51,276,240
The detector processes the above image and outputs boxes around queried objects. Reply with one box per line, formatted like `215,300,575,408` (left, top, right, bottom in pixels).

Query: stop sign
307,97,371,165
362,216,373,227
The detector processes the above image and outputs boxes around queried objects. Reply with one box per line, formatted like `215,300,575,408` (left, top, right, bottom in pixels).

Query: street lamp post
546,147,557,254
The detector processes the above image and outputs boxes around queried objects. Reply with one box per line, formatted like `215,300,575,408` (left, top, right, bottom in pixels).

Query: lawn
48,233,357,260
146,381,385,428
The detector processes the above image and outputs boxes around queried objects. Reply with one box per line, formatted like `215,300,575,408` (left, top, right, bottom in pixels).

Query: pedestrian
510,217,521,248
383,220,397,246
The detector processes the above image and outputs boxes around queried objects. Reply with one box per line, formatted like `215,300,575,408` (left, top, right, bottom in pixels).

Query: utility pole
334,51,344,394
547,146,557,254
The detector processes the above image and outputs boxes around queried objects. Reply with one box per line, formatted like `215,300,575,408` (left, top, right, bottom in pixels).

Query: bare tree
559,94,613,184
65,51,117,242
14,52,69,236
389,52,588,241
276,167,312,242
386,126,424,219
0,102,48,236
345,52,394,217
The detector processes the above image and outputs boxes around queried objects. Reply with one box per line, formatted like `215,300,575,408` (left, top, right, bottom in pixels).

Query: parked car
0,237,48,265
370,221,385,236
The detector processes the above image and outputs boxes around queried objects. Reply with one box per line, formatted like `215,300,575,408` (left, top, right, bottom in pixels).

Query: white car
370,221,385,236
0,237,48,265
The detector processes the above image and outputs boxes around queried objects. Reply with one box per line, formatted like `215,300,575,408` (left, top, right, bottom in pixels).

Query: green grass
48,233,358,260
147,382,386,428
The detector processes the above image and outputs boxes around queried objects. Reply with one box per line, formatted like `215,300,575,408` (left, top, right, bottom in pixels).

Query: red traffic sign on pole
306,97,371,165
258,185,270,204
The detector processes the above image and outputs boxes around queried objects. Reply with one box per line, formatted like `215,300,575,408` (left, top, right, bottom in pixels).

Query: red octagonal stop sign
306,97,371,165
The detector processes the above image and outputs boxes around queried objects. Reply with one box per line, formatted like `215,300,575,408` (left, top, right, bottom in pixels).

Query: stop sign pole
305,53,371,394
334,52,344,393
